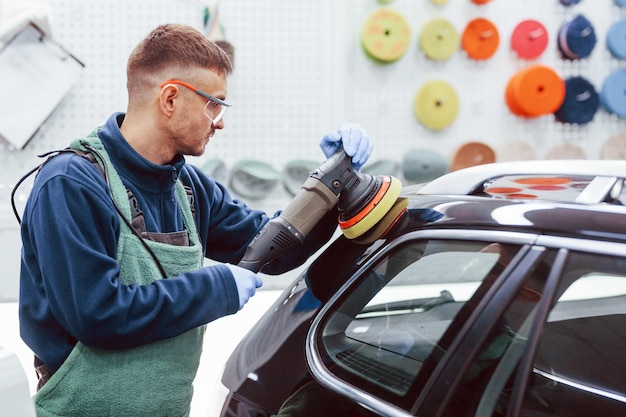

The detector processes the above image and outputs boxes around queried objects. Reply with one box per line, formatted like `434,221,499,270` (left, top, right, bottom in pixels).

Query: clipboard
0,23,84,149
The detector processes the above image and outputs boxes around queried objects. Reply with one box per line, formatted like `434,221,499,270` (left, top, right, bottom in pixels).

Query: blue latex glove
226,264,263,310
319,122,374,170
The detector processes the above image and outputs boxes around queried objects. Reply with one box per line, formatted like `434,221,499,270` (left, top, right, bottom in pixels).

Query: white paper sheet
0,23,84,149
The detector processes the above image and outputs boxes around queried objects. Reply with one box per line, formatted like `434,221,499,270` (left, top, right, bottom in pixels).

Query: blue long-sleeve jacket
19,113,337,372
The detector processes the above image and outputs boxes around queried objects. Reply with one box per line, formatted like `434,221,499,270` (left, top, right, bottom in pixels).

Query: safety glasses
160,79,231,125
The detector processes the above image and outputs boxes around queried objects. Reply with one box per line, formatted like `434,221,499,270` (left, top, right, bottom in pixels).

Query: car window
314,239,521,410
522,252,626,417
442,249,554,417
443,250,626,417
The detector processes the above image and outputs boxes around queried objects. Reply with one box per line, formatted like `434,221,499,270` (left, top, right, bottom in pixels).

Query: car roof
416,160,626,203
397,160,626,241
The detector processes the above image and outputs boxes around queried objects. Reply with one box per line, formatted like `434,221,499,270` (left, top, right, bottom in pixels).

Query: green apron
34,132,205,417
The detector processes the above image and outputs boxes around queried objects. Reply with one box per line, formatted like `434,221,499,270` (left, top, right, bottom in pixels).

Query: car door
307,230,541,417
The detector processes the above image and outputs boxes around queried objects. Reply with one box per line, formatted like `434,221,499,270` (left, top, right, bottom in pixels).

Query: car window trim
306,229,539,417
504,248,568,417
536,235,626,257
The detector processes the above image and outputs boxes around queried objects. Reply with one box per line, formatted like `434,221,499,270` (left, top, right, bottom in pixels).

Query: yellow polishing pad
339,175,402,240
431,0,449,4
419,18,459,60
413,80,460,130
353,197,409,244
361,9,411,63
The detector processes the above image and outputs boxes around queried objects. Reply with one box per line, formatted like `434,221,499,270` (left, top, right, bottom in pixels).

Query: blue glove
226,264,263,310
319,122,374,170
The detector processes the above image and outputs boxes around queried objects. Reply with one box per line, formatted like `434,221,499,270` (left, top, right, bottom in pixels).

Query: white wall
0,0,624,299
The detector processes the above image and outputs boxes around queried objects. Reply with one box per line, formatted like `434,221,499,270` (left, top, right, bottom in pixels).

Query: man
19,23,373,417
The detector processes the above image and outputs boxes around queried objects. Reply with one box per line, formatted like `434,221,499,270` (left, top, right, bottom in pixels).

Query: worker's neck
120,112,174,165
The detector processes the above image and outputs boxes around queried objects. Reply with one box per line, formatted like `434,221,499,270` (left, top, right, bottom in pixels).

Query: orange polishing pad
451,141,496,171
506,65,566,117
462,18,500,60
339,175,402,240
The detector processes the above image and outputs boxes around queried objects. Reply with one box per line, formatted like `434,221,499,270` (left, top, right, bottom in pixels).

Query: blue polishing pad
601,69,626,118
615,0,626,7
559,0,581,5
554,76,600,124
557,15,597,59
607,19,626,59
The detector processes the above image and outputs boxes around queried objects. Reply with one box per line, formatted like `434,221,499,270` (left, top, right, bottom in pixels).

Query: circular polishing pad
601,134,626,159
554,76,600,125
413,80,460,130
511,19,549,59
462,18,500,60
361,8,411,63
615,0,626,7
545,143,586,159
559,0,582,5
506,65,566,117
419,18,459,61
607,18,626,59
557,14,597,60
601,68,626,118
495,141,536,162
471,0,492,4
230,160,280,199
339,175,402,240
402,148,449,183
430,0,449,4
451,141,496,171
353,197,409,244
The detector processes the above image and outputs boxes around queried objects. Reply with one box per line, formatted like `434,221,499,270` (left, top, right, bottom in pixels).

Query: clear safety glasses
160,79,231,125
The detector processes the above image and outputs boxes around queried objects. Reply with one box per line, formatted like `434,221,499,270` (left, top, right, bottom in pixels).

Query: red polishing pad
511,19,549,59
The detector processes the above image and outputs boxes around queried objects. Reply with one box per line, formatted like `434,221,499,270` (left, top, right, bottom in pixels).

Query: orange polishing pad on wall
451,141,496,171
462,18,500,60
505,65,566,117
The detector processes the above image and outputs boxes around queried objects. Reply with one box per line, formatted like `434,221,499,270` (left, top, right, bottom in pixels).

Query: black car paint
218,193,626,416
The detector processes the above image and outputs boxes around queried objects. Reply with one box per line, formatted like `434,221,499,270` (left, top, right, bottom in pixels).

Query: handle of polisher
236,216,304,273
237,148,357,272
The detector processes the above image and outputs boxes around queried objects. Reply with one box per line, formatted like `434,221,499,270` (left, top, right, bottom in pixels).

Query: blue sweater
19,113,337,372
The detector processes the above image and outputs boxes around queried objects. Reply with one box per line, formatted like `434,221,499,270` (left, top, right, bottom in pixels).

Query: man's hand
319,122,374,170
226,264,263,310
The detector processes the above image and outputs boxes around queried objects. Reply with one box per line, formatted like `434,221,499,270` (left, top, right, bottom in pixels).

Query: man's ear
159,84,179,117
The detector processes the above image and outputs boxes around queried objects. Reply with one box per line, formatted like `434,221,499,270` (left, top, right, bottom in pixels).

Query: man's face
169,69,229,157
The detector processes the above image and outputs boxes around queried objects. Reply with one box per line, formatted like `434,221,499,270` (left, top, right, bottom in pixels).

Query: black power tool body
237,148,402,273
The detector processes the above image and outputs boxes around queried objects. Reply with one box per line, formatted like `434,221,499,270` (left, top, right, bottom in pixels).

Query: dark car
210,160,626,417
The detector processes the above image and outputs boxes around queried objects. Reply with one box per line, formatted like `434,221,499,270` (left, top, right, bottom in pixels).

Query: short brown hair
126,23,233,99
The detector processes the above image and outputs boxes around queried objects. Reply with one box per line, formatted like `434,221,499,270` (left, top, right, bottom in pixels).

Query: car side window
443,249,554,417
444,250,626,417
314,239,521,411
521,252,626,417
